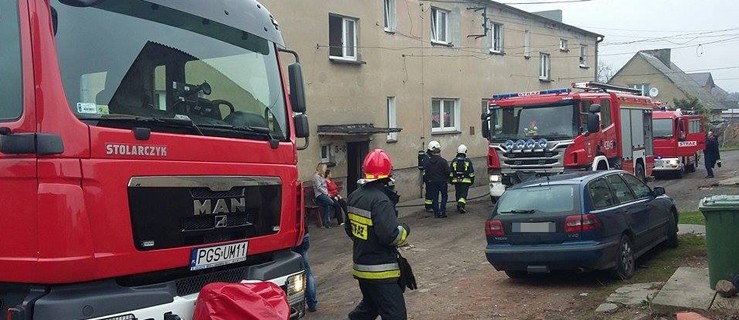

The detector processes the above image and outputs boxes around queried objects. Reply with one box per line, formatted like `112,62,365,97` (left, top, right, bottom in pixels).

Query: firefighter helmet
427,140,441,152
457,144,467,154
362,149,393,181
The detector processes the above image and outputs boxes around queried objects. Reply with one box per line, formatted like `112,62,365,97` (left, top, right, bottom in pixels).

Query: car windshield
489,101,578,142
496,185,578,215
52,0,288,140
653,119,674,139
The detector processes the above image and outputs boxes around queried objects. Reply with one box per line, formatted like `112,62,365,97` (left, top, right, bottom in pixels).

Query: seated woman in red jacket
324,170,346,225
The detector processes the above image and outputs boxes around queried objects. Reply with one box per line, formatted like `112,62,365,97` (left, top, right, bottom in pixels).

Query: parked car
484,170,679,279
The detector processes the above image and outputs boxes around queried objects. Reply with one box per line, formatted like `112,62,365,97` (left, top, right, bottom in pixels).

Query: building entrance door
346,141,369,194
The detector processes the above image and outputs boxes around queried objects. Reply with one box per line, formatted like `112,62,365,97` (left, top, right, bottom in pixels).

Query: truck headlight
489,175,501,183
287,272,306,296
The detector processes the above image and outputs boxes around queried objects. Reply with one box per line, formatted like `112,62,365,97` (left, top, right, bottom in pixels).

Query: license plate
513,222,555,233
190,241,248,271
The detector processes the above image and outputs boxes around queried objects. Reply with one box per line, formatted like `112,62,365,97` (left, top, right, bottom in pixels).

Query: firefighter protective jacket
345,182,410,282
450,153,475,184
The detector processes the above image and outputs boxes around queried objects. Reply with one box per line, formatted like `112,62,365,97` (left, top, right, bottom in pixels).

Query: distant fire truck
481,82,655,202
652,108,705,178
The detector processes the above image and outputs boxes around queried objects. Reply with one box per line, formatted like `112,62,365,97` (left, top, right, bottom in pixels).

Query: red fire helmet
362,149,393,181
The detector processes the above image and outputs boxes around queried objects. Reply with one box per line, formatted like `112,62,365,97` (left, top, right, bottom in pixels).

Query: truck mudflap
6,250,305,320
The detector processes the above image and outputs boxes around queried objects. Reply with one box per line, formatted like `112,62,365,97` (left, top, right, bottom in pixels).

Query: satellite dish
649,87,659,97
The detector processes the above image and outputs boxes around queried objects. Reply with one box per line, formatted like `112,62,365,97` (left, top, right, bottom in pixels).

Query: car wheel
667,212,679,248
612,235,635,280
635,163,646,182
504,270,529,279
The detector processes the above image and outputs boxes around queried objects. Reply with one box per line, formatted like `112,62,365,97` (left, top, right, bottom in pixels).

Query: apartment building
261,0,602,198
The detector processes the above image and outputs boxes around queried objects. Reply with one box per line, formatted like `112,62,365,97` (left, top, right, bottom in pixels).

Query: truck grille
127,176,282,251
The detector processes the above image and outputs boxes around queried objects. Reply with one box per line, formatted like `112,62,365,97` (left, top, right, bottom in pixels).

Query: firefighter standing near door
450,144,475,213
346,149,411,320
422,141,440,212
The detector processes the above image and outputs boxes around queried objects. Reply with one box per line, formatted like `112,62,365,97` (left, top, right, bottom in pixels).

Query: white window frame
539,53,550,81
329,15,358,61
430,7,449,44
523,30,530,58
490,23,504,53
383,0,396,32
320,144,333,163
431,98,460,133
559,39,568,51
579,44,588,67
387,96,398,141
628,83,649,96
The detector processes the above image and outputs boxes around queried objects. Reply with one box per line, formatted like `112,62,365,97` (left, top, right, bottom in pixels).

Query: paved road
303,150,739,319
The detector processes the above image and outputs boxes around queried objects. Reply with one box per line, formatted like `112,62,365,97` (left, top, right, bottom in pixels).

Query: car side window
620,174,652,198
0,0,23,121
605,175,636,203
588,178,615,209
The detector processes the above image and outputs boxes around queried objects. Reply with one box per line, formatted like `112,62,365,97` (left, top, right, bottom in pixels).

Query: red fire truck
481,82,655,202
0,0,310,319
652,108,705,178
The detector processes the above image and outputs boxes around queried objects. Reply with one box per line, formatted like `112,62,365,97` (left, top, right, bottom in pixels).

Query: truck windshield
653,119,674,138
489,101,578,142
52,1,288,140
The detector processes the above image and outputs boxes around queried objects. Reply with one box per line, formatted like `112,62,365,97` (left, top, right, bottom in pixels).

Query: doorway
346,141,369,194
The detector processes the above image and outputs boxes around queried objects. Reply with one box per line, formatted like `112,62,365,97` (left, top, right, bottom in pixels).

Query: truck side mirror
481,113,491,139
288,63,306,113
587,113,600,133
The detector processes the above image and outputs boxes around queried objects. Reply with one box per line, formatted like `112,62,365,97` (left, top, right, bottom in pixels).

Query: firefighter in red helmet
345,149,415,320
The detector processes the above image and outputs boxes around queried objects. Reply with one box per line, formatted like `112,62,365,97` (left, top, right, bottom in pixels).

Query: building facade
609,49,726,120
261,0,601,197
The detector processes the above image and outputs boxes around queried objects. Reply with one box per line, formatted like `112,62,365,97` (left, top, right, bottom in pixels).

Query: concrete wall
261,0,599,198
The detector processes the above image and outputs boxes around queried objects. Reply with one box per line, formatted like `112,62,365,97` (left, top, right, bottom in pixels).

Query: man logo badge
215,215,228,228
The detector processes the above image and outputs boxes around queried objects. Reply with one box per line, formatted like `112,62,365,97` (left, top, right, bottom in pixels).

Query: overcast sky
503,0,739,93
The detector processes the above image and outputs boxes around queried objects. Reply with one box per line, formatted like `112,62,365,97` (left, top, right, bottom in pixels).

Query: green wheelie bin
699,195,739,289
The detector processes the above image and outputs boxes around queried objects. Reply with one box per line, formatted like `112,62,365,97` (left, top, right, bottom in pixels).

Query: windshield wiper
199,124,279,149
499,209,537,214
79,115,204,136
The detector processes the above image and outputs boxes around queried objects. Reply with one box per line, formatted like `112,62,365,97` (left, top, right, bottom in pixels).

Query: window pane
329,15,343,57
601,100,612,127
430,9,438,40
439,11,447,41
621,174,652,198
0,0,23,120
444,100,454,129
344,19,356,58
432,99,441,128
384,0,390,28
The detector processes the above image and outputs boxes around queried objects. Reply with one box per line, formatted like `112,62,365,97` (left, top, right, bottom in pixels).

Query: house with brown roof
609,49,725,119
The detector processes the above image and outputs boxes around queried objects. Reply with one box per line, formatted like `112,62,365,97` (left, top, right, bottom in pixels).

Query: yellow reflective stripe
424,200,433,205
348,213,373,226
391,226,408,246
461,178,472,183
352,269,401,280
458,198,466,204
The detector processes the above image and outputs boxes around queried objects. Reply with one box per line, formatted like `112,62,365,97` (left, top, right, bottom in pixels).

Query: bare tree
597,62,614,83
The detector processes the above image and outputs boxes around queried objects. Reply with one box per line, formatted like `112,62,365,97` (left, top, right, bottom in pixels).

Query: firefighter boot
457,202,466,214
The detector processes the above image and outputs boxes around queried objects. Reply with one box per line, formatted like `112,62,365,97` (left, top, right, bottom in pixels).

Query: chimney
644,49,671,67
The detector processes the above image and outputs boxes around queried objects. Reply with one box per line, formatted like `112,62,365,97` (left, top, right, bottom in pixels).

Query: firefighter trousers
454,183,470,209
348,280,407,320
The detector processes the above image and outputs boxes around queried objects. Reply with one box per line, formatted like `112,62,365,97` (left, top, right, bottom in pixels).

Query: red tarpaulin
193,282,290,320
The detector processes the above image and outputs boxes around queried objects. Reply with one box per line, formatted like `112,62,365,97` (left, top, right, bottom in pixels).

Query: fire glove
397,252,417,293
